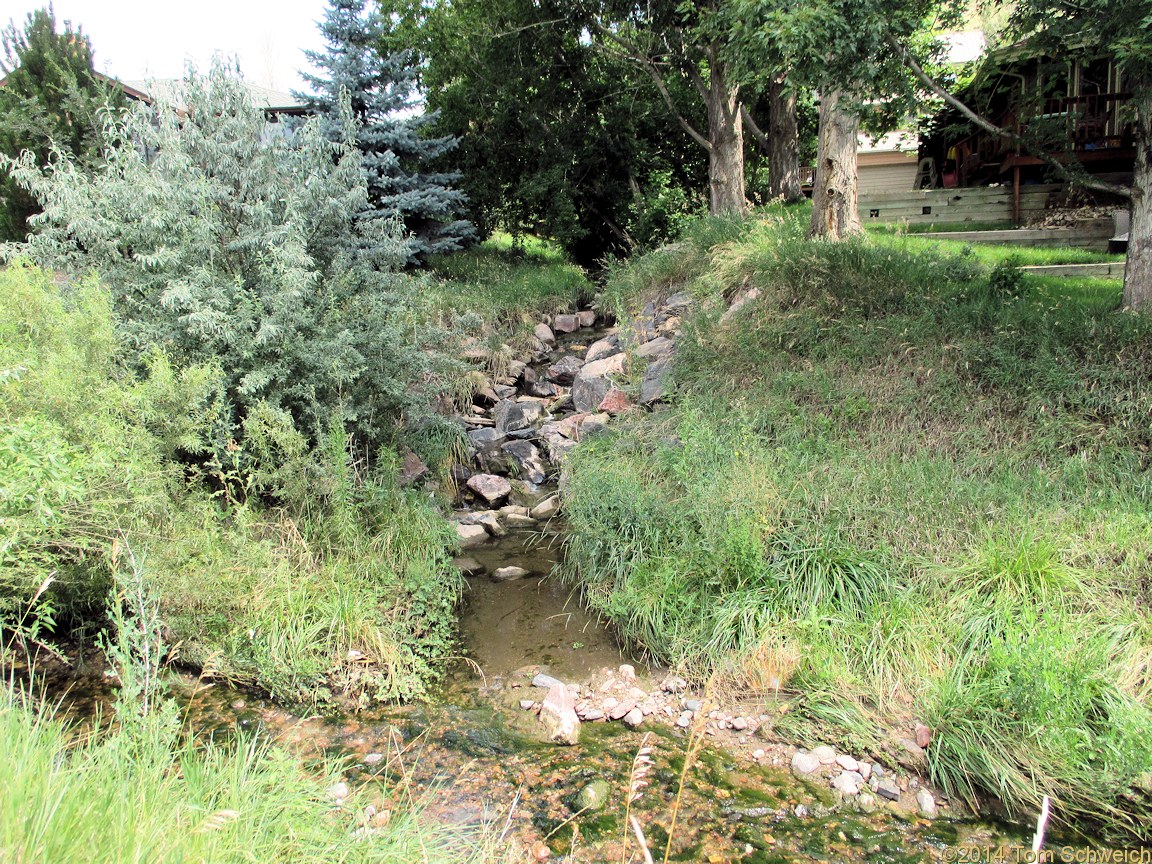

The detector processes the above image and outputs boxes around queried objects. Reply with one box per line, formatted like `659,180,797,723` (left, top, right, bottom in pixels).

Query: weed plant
562,209,1152,839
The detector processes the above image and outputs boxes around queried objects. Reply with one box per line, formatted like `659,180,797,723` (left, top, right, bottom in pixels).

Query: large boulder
494,399,543,437
502,440,548,484
576,310,597,328
466,473,512,506
539,683,580,745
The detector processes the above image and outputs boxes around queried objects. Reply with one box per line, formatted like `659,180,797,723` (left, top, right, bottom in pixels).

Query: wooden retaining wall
917,220,1115,251
859,184,1062,226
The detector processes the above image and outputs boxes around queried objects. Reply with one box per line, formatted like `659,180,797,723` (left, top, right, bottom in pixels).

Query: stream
19,317,1046,862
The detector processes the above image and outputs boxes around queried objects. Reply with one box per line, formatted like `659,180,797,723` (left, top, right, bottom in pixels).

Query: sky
3,0,331,94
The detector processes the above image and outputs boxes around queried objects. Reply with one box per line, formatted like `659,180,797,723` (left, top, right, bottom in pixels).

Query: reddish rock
915,722,933,749
534,323,556,344
576,310,596,327
598,388,632,414
552,314,580,333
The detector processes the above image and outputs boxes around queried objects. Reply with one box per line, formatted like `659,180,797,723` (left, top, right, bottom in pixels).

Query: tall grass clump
562,208,1152,839
0,564,478,864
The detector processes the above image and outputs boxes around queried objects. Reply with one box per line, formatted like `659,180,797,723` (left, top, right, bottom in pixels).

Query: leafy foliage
3,60,460,473
298,0,473,261
0,6,123,241
397,0,708,267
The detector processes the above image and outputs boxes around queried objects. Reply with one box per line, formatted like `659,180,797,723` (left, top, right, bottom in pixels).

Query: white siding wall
858,163,918,196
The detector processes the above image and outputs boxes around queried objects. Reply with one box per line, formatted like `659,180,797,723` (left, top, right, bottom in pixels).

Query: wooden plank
1020,262,1125,278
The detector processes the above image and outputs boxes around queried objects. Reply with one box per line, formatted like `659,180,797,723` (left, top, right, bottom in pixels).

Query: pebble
858,761,872,781
618,664,636,680
751,749,765,761
794,804,809,818
731,716,747,731
582,708,604,721
362,753,383,765
684,699,702,712
676,711,693,728
661,675,688,693
622,708,644,728
916,788,938,818
327,782,350,801
519,699,535,710
532,673,564,690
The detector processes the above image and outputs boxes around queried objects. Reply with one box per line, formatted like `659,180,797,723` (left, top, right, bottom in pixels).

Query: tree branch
891,36,1131,200
741,104,768,150
595,22,711,152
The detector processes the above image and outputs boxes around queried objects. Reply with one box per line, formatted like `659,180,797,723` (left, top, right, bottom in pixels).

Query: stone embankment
446,292,694,551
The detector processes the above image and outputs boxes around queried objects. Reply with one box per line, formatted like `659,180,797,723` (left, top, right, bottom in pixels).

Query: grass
871,231,1125,267
427,232,593,324
561,207,1152,840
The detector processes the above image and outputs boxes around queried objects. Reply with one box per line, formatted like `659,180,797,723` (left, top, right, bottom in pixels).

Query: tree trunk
1123,89,1151,308
808,89,863,240
707,62,745,216
766,76,802,203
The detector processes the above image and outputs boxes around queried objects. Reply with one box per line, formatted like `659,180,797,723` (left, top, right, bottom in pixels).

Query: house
920,41,1135,219
857,131,920,195
855,31,987,196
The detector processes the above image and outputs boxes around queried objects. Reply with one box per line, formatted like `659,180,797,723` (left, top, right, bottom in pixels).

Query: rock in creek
576,310,596,328
399,450,428,485
455,523,489,549
539,684,581,745
452,556,485,576
466,473,511,506
492,566,529,582
631,301,657,343
494,399,543,437
575,779,610,812
552,314,580,334
532,673,565,690
635,335,674,359
534,323,556,345
546,355,584,385
460,510,506,537
530,495,560,520
585,334,622,364
501,440,548,484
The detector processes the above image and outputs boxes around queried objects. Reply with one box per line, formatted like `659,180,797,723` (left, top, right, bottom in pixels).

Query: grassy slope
563,208,1152,839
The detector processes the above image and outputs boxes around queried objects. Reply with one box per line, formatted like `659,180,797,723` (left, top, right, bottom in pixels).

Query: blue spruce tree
297,0,472,261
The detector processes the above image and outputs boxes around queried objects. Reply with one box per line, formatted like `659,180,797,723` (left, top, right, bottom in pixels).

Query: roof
119,77,307,114
858,130,920,155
